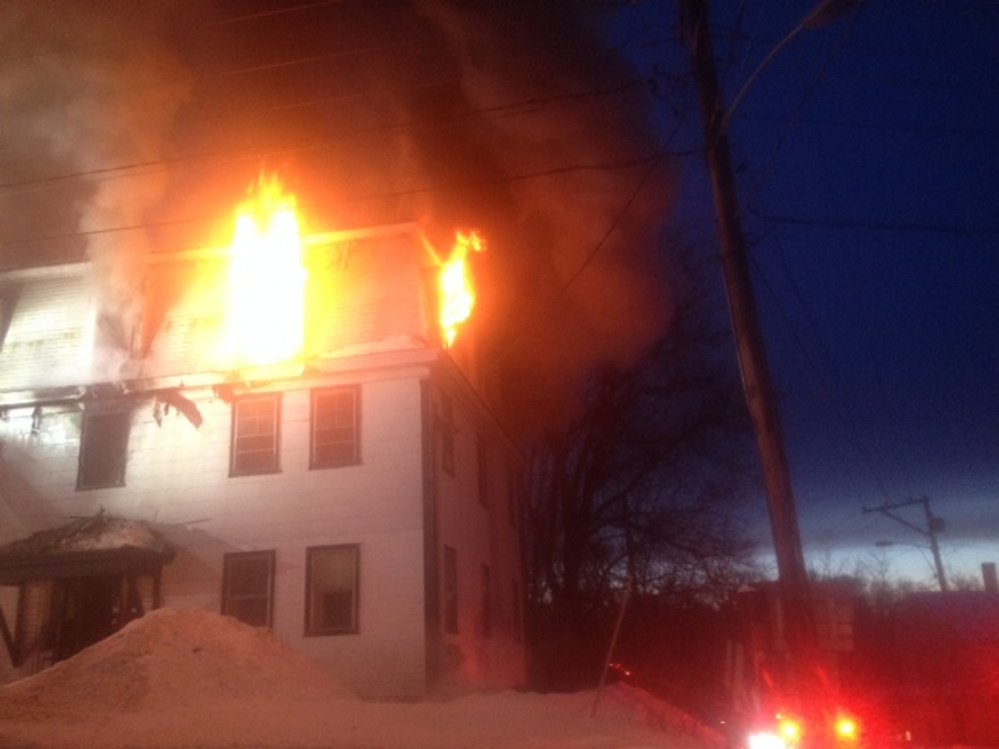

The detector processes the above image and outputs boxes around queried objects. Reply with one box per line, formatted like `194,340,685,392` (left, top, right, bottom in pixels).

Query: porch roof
0,512,173,584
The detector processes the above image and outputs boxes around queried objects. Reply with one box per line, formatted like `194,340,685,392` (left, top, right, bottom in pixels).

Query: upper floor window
481,564,492,637
440,394,455,477
311,386,360,469
443,545,458,634
77,408,130,490
511,578,523,642
222,550,275,628
507,467,520,528
476,435,488,507
231,394,280,476
305,544,359,636
0,289,15,351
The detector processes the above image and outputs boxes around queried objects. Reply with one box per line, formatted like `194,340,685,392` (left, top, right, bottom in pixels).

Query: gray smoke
0,0,675,436
0,0,192,380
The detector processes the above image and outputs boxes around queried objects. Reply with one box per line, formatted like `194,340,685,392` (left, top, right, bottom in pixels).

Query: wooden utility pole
679,0,820,698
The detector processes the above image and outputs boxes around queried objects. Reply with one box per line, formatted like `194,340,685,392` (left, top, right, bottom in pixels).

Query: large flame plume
439,230,485,349
221,175,307,368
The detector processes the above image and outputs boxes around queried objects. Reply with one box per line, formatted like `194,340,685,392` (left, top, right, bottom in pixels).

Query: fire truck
724,580,870,749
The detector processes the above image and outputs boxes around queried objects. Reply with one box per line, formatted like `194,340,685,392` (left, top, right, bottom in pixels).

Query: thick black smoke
0,0,676,438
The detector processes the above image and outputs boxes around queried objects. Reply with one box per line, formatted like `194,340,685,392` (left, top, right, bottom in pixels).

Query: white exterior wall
432,373,526,690
0,228,526,698
0,367,430,699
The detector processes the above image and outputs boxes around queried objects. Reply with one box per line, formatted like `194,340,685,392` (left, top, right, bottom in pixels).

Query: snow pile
0,607,722,749
0,607,350,720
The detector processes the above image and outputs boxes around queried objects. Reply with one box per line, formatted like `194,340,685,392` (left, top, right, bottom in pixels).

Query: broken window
77,408,130,490
222,550,275,628
443,545,458,634
230,394,280,476
310,386,360,469
305,544,359,636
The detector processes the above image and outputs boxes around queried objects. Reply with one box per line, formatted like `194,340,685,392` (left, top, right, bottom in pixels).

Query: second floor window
77,408,130,490
311,386,360,468
231,394,280,476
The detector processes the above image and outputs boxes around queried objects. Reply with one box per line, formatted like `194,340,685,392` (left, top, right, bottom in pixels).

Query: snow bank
0,607,350,719
0,607,722,749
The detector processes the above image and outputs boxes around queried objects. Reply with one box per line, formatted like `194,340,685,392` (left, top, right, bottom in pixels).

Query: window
230,394,280,476
440,394,455,476
511,579,522,642
507,467,519,528
0,288,16,351
311,386,360,468
443,545,458,634
476,435,488,506
222,551,275,627
305,545,359,636
481,564,492,637
77,408,130,490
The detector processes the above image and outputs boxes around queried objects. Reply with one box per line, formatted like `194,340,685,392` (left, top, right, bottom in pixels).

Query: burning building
0,179,525,698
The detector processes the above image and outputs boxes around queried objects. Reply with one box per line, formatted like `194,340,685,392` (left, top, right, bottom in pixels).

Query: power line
0,78,651,197
0,152,665,254
747,233,896,509
486,155,665,370
736,113,999,140
749,210,999,237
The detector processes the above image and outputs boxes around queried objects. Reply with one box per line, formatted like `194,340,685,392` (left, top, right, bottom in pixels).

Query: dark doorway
52,576,118,661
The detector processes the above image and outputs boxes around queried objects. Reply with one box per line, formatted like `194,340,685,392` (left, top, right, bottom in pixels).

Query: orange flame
222,174,307,368
438,230,485,348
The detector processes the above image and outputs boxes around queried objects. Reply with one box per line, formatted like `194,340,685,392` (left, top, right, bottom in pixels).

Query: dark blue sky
613,0,998,584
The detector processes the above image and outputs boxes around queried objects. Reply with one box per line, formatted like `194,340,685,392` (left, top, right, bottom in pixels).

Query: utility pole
679,0,819,698
864,497,949,592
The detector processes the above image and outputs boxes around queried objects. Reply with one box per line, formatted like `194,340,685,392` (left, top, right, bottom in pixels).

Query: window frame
304,544,360,637
481,564,492,638
310,386,361,469
440,394,455,477
76,407,131,490
511,578,523,642
476,434,488,507
221,550,275,628
230,393,281,477
0,286,17,351
443,545,458,634
507,466,519,528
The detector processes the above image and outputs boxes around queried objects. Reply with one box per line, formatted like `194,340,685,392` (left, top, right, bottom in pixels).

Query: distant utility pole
864,497,949,592
679,0,819,696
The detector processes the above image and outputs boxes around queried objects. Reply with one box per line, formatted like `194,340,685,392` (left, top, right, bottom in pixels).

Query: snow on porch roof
0,511,174,584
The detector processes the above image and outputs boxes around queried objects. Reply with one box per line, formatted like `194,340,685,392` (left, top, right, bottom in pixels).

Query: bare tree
523,242,759,688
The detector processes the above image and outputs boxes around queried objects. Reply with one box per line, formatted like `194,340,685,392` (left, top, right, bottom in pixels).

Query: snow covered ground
0,608,723,748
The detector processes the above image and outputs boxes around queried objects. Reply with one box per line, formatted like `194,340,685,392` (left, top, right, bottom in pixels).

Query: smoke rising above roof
0,0,676,437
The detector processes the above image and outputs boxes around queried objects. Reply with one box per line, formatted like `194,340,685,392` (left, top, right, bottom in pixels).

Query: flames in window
218,174,485,365
438,230,485,349
221,174,307,368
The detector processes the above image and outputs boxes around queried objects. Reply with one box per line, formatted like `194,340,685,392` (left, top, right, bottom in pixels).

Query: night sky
1,1,995,586
612,0,998,584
